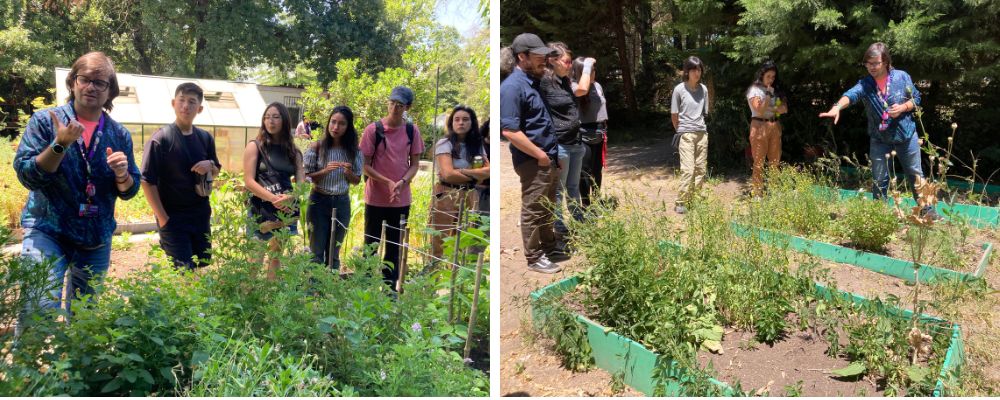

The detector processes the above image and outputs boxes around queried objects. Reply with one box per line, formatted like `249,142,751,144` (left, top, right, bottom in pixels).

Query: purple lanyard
878,71,892,131
66,102,106,199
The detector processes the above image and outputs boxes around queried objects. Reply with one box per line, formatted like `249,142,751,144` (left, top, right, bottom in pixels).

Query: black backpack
370,119,414,169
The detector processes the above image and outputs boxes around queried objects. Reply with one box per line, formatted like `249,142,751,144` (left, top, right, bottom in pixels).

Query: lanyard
66,101,106,200
877,71,893,132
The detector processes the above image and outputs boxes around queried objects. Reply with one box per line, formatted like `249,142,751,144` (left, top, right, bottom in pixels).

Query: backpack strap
372,120,386,168
371,120,415,168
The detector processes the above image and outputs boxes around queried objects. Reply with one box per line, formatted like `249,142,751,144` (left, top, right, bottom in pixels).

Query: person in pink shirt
361,86,425,290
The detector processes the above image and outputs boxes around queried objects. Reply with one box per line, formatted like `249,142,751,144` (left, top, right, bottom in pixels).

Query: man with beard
500,33,567,273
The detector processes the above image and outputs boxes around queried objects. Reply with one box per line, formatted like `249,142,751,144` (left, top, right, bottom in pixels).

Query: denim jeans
554,142,586,232
307,192,351,269
17,228,111,334
870,134,923,200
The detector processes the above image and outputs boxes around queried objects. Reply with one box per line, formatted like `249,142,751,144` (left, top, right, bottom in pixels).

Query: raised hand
106,147,129,178
49,110,83,147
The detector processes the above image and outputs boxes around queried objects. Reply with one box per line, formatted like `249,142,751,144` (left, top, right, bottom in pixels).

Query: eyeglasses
74,75,110,92
862,61,884,69
388,100,406,108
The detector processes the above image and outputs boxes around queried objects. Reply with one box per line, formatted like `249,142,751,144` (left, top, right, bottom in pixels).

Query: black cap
511,33,555,56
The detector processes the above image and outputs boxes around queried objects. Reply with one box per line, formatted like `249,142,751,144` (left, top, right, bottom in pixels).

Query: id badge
79,203,99,218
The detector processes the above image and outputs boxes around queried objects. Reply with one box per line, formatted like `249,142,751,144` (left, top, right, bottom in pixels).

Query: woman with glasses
243,102,305,280
539,42,583,242
745,60,788,195
13,52,140,328
429,105,489,260
819,43,936,218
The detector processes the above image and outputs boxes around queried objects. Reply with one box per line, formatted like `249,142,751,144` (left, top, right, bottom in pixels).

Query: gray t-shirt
435,138,487,178
670,82,709,133
746,85,777,119
573,81,608,123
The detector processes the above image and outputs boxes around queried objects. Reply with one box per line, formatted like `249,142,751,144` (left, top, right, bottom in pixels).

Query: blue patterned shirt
843,69,922,144
14,103,141,247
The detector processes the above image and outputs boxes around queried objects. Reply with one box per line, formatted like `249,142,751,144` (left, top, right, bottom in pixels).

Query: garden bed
826,186,999,228
531,275,964,397
732,223,993,283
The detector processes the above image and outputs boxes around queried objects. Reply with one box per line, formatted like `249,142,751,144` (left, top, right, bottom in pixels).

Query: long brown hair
256,102,299,165
315,105,359,166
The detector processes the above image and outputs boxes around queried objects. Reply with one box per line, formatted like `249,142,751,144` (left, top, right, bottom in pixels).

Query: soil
697,328,884,397
501,136,1000,396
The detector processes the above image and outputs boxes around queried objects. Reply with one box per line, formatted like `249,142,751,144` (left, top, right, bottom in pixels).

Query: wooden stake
464,252,486,360
396,216,408,293
448,191,468,323
328,208,337,269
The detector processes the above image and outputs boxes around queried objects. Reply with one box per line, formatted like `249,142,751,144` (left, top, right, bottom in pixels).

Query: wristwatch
50,140,66,154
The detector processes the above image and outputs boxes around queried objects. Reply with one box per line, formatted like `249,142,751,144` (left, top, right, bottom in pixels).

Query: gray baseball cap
389,86,414,105
511,33,555,55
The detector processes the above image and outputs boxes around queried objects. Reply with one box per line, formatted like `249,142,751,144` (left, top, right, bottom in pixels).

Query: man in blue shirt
13,52,140,329
500,33,567,273
819,42,938,219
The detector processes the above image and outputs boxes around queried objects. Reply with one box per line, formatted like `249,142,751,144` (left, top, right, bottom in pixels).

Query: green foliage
747,167,837,238
0,136,28,227
1,175,487,397
186,336,353,396
544,190,951,395
842,195,898,252
534,296,594,372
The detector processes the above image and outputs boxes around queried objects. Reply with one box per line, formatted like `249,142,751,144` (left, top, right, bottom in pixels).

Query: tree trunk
609,0,638,114
192,0,211,78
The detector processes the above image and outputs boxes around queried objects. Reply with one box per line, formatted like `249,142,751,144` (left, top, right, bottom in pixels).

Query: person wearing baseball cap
360,85,425,290
500,33,566,274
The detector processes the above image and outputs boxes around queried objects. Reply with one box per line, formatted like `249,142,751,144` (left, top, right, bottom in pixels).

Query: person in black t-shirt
141,82,221,270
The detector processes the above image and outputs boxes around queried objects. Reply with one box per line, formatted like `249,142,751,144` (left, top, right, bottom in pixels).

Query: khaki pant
513,160,559,264
677,131,708,206
429,184,478,259
749,120,782,194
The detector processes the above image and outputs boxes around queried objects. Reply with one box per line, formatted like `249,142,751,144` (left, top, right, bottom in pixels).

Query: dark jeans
513,159,559,264
363,204,410,289
307,192,351,269
580,139,604,209
158,207,212,270
476,185,489,215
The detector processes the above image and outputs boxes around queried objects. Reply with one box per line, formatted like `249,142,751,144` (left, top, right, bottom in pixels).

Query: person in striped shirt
304,106,363,269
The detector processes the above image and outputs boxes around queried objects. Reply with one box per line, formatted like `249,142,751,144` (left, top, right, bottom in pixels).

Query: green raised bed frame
531,276,965,397
731,223,992,284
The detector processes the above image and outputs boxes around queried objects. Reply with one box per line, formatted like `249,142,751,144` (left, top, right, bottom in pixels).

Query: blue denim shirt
14,103,141,247
500,67,558,166
842,69,921,144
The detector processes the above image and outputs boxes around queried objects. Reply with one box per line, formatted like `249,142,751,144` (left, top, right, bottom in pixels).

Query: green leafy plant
842,195,898,252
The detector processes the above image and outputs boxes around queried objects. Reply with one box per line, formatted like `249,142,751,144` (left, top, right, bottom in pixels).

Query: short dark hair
682,56,704,82
65,52,120,111
175,82,203,102
864,42,892,70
